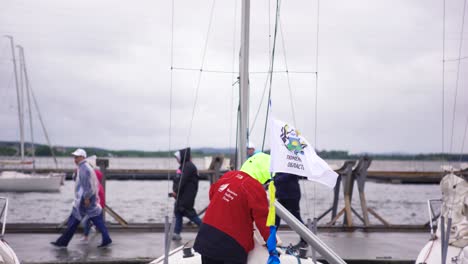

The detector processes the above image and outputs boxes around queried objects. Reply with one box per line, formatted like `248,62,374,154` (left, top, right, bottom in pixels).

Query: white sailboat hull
0,239,20,264
415,239,467,264
150,237,321,264
0,171,64,192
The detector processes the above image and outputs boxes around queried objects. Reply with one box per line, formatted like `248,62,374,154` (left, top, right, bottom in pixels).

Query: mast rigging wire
229,0,239,157
166,0,176,216
184,0,217,149
261,0,281,151
441,0,446,167
311,0,321,221
459,116,468,163
448,0,467,155
278,17,297,127
171,66,316,74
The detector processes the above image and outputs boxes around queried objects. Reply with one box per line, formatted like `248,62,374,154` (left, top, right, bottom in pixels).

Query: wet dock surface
5,230,429,263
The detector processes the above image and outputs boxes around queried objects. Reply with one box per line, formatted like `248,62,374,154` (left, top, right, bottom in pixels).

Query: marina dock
5,226,430,264
2,167,462,184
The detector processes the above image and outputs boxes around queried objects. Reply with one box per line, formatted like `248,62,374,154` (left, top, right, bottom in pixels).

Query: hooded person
193,152,271,264
171,147,202,241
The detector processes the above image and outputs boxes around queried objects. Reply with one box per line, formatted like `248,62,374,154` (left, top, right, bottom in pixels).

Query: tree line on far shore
0,141,467,161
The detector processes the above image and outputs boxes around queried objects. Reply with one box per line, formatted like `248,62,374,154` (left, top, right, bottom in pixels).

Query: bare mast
236,2,346,263
4,35,25,162
17,45,36,171
238,0,250,169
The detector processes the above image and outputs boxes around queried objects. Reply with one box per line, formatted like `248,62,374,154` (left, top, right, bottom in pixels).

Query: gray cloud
0,0,467,154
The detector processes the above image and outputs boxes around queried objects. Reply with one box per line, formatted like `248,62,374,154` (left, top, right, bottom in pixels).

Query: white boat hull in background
415,239,467,264
0,239,20,264
0,171,64,192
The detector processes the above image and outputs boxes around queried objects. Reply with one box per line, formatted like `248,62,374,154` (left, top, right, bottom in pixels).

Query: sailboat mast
4,35,25,161
236,3,346,263
17,45,36,171
238,0,250,168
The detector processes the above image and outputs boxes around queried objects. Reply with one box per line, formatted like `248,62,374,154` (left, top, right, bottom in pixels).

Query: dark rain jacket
172,148,199,216
274,172,301,200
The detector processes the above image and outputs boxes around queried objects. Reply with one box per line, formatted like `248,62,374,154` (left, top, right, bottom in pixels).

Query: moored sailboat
0,36,64,192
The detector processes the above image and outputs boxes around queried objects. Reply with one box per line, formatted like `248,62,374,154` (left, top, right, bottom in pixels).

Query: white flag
269,116,338,188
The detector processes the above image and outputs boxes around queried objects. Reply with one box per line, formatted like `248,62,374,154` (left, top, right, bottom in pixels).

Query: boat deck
5,228,430,264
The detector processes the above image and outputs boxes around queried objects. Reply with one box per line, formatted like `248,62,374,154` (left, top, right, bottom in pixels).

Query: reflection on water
3,180,440,225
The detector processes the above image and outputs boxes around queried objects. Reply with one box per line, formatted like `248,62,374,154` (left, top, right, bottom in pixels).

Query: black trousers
275,198,304,226
275,198,307,244
201,255,244,264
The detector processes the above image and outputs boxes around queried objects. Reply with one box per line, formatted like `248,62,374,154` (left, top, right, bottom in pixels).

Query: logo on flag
280,124,307,155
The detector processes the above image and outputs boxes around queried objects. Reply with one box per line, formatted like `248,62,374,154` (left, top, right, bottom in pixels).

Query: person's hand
172,192,177,199
266,226,277,253
84,198,90,207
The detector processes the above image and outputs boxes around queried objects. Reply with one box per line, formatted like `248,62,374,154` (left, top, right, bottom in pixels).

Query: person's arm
172,169,181,194
178,163,195,193
80,167,93,206
244,180,270,242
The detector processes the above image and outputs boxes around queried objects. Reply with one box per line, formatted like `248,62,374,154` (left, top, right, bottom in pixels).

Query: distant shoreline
1,140,467,161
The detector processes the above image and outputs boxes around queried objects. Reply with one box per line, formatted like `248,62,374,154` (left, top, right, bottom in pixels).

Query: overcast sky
0,0,467,154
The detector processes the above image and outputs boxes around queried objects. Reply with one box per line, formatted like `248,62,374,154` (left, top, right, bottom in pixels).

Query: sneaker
50,241,67,248
97,240,112,248
172,233,182,241
291,240,308,250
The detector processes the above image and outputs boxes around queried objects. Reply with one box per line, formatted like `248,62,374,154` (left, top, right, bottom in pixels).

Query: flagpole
238,0,250,169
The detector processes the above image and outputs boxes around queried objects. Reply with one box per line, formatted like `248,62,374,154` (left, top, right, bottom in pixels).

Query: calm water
2,180,441,225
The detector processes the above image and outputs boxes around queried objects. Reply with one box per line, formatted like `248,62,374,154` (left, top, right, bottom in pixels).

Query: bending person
194,152,271,264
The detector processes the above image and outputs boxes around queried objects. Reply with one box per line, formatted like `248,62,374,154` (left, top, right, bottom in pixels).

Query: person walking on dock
51,148,112,248
81,156,106,242
171,147,202,241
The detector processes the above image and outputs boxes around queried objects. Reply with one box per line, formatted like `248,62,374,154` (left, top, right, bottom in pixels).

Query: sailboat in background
0,35,64,192
415,172,468,264
415,0,468,261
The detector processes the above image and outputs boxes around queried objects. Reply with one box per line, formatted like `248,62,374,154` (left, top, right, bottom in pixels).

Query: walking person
274,172,307,249
171,147,202,241
81,157,106,241
51,148,112,248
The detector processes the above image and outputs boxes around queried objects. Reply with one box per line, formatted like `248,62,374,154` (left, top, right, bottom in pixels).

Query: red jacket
94,169,105,209
201,170,270,253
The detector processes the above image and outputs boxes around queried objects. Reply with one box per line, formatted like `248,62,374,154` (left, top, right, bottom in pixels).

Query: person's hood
175,147,191,164
240,152,271,184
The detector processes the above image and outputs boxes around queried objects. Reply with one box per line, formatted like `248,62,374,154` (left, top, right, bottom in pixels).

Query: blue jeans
83,217,92,236
55,214,111,246
174,210,202,235
83,212,104,236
